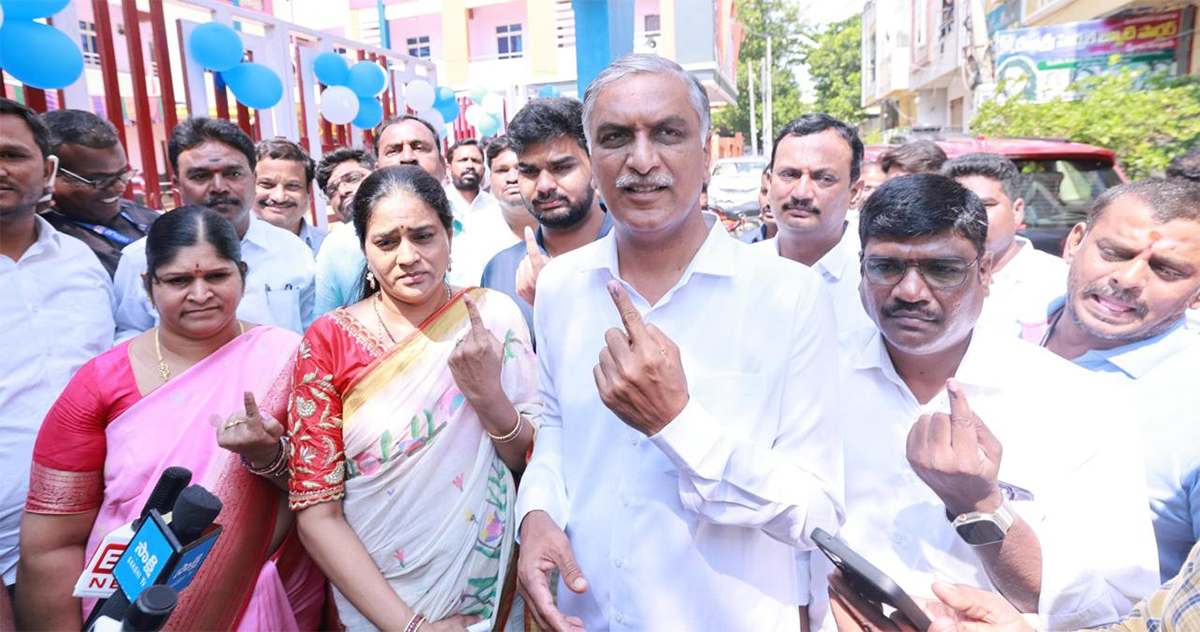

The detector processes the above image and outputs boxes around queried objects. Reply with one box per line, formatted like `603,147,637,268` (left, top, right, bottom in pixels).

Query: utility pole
763,35,773,157
748,58,758,155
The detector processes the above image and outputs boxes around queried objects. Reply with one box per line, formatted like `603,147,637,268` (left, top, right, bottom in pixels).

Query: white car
708,156,768,212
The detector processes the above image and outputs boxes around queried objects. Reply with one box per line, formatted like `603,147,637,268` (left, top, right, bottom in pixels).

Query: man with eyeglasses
40,109,159,277
315,147,375,224
809,174,1157,631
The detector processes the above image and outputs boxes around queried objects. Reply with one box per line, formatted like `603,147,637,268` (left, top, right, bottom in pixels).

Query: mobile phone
813,528,932,631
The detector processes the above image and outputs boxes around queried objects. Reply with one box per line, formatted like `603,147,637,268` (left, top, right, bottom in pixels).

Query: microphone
88,585,177,632
76,468,192,600
84,485,224,630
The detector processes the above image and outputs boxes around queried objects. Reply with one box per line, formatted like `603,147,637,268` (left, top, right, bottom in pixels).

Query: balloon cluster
0,0,84,90
188,23,283,110
313,52,388,129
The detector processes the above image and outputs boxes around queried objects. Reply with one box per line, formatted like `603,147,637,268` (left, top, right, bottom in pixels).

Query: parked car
708,156,768,212
866,136,1127,255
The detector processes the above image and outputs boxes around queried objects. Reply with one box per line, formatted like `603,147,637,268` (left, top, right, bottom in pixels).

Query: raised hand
593,281,689,436
926,583,1033,632
517,511,589,632
906,379,1004,516
448,294,505,404
516,226,550,305
216,391,284,467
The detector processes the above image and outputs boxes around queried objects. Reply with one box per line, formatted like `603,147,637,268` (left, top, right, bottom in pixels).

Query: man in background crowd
40,108,158,277
254,137,325,256
882,140,947,178
485,135,538,240
445,138,518,286
315,146,375,223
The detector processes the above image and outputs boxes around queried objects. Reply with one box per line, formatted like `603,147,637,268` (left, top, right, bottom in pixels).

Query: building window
407,35,431,59
497,23,523,59
644,14,661,32
79,20,100,67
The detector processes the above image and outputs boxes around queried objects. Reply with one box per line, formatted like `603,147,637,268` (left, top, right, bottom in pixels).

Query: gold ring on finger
224,418,247,431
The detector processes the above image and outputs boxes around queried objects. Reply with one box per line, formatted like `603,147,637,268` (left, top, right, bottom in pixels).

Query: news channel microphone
85,485,223,630
76,468,192,600
88,585,177,632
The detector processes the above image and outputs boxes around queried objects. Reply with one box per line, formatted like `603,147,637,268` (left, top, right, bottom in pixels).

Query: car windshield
1012,158,1122,228
712,160,767,177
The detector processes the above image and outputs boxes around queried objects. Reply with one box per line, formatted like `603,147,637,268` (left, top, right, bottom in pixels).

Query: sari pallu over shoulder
86,326,318,631
331,288,534,630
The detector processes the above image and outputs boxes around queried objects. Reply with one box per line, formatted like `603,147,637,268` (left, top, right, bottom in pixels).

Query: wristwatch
946,499,1016,546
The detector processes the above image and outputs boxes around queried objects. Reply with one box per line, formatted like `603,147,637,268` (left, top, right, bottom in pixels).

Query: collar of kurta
1073,318,1195,379
578,211,739,281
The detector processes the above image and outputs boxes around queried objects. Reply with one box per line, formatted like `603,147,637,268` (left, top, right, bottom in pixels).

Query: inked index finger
463,294,485,330
946,378,973,421
243,391,261,421
525,225,540,258
606,280,649,343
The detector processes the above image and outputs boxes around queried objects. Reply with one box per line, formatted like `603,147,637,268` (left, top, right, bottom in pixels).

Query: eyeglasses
862,256,980,289
60,166,138,191
324,171,368,198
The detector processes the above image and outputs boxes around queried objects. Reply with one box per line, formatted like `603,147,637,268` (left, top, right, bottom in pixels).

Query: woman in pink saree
16,206,326,630
289,166,539,632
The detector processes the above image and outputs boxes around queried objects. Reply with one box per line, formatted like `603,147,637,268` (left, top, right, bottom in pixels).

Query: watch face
957,520,1006,546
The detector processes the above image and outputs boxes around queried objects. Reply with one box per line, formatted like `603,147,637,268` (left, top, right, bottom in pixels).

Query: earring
447,255,453,273
366,271,377,290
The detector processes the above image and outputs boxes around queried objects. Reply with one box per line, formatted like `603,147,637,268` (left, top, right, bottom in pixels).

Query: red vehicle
866,136,1127,255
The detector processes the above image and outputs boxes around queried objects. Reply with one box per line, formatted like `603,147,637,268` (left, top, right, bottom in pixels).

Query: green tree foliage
798,15,864,124
972,72,1200,179
711,0,808,145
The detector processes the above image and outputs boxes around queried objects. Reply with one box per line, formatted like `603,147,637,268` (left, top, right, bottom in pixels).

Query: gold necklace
373,283,453,346
155,321,245,382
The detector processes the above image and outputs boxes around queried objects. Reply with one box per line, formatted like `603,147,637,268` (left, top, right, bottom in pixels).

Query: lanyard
56,210,148,247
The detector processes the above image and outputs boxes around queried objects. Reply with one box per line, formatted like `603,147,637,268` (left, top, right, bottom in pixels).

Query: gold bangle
487,409,524,444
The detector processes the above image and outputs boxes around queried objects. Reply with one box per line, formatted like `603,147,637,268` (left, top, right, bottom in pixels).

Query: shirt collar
22,215,65,260
1073,318,1195,379
578,212,738,279
815,224,860,282
849,325,1007,398
243,215,272,249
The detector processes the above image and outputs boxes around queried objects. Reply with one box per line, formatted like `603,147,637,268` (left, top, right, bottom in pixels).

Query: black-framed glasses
862,256,980,289
323,171,368,198
60,166,138,190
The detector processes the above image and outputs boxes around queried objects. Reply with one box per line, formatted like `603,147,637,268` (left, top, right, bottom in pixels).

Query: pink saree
82,326,325,630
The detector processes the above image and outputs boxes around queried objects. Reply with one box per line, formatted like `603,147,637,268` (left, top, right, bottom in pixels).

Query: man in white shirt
0,99,114,589
757,114,874,336
515,54,844,632
113,118,313,339
253,137,326,256
812,174,1158,631
444,138,519,286
942,153,1067,336
1028,178,1200,582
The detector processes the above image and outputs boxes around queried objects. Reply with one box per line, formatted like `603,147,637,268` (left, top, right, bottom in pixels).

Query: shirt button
620,495,631,507
613,557,624,568
614,612,625,624
629,435,639,446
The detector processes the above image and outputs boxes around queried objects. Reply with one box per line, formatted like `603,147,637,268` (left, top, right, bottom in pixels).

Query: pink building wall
467,1,526,59
389,12,444,59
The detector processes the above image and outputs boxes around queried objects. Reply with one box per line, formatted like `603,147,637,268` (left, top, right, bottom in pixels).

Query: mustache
1079,282,1148,316
204,194,242,208
259,199,297,208
882,300,939,321
782,197,820,213
615,173,674,189
533,192,569,207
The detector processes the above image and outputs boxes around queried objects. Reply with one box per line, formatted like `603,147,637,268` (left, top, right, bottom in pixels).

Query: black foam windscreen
168,485,222,546
122,585,178,631
138,467,192,527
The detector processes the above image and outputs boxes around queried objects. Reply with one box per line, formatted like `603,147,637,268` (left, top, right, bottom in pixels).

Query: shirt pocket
239,287,302,332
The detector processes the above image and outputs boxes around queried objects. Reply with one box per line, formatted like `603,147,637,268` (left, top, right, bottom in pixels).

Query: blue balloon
346,61,387,98
0,20,83,89
222,62,283,109
538,85,560,98
189,23,243,72
435,96,461,123
0,0,70,20
353,97,383,129
436,86,456,105
313,52,349,86
477,113,500,137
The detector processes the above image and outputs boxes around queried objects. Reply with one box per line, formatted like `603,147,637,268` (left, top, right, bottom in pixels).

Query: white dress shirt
446,186,519,288
809,327,1159,631
978,237,1068,337
756,226,874,337
516,215,845,632
113,215,315,340
0,217,114,584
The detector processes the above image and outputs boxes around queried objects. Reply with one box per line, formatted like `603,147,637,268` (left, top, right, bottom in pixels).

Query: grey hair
581,54,710,148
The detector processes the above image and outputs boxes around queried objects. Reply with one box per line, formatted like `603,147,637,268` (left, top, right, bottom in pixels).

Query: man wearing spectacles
39,109,159,277
810,174,1158,631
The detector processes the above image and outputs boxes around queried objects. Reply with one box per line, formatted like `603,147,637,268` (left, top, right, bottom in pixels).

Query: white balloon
418,108,446,134
406,80,436,111
464,104,485,127
481,93,505,115
320,85,359,125
0,4,5,30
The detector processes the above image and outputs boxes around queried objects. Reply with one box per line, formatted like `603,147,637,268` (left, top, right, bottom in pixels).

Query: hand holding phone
814,528,932,632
